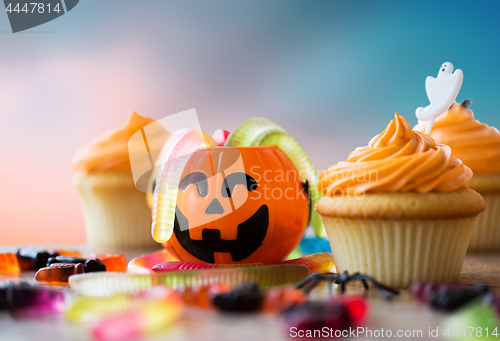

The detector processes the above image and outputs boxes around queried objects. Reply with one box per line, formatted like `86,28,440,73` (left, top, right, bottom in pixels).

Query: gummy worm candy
69,264,310,297
66,287,184,341
130,251,334,274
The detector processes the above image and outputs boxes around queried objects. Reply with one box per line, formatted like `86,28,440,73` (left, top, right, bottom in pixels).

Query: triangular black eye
179,173,208,197
222,173,258,198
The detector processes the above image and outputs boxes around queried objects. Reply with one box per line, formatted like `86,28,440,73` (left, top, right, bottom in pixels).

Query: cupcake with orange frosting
73,112,170,250
415,100,500,251
316,113,485,288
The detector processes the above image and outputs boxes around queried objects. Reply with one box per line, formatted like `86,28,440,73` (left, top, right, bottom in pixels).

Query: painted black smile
173,205,269,263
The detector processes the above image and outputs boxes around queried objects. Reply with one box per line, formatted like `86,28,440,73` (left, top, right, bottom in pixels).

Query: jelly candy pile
441,301,500,341
282,296,368,338
0,282,65,316
411,281,500,340
209,283,308,313
35,263,85,285
410,282,490,312
0,248,127,285
66,286,185,341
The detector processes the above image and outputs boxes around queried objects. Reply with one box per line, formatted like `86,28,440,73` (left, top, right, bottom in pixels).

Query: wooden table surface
1,246,499,341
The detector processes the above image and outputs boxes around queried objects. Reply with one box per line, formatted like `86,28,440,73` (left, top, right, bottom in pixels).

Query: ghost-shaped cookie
416,62,463,134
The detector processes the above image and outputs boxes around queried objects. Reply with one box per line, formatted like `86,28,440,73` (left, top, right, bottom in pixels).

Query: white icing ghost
416,62,463,134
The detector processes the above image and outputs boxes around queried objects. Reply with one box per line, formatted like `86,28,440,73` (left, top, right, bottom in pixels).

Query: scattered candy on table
0,244,493,341
262,287,308,313
65,286,184,341
0,282,65,315
35,263,84,285
410,282,490,312
486,292,500,315
210,283,308,313
212,283,263,312
66,286,183,323
3,245,499,341
177,283,231,308
47,256,106,272
429,285,489,312
410,282,464,302
16,248,59,270
83,259,107,273
441,301,500,341
90,254,127,272
8,248,114,276
283,297,368,338
0,253,20,272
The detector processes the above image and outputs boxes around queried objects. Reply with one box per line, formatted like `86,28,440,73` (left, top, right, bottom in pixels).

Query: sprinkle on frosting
72,112,165,174
414,102,500,174
319,113,472,195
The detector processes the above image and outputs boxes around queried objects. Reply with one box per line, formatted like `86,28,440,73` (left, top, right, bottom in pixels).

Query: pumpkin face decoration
165,146,309,264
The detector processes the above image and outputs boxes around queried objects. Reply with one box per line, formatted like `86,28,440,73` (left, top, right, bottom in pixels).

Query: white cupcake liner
75,173,159,250
467,192,500,252
322,216,477,288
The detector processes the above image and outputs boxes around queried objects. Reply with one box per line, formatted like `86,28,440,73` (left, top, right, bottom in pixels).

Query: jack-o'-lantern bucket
148,118,324,264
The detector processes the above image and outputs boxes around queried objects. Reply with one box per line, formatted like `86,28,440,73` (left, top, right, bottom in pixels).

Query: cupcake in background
73,112,170,250
415,100,500,252
316,113,485,288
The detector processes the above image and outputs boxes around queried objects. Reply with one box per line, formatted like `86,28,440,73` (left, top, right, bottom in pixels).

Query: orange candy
174,283,305,313
262,287,307,313
0,253,20,272
35,263,83,285
91,253,127,272
48,249,83,258
179,286,211,307
178,283,231,308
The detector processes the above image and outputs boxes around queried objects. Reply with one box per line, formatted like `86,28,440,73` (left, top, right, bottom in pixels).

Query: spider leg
341,281,346,293
351,273,399,299
296,272,335,295
326,276,334,297
330,271,400,300
295,272,323,290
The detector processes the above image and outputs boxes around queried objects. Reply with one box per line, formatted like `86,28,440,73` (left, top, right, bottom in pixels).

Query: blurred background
1,0,499,244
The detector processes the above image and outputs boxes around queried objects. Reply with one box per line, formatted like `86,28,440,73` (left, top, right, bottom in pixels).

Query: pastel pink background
0,26,338,245
1,1,499,245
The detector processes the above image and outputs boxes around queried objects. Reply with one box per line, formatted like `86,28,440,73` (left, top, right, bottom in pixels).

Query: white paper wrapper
467,192,500,252
322,216,477,288
75,173,159,250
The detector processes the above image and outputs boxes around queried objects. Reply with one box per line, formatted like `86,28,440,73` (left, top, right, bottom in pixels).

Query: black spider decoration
295,271,400,300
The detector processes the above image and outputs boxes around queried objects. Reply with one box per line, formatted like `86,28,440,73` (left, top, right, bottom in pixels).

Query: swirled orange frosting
319,113,472,195
72,112,158,173
414,102,500,174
